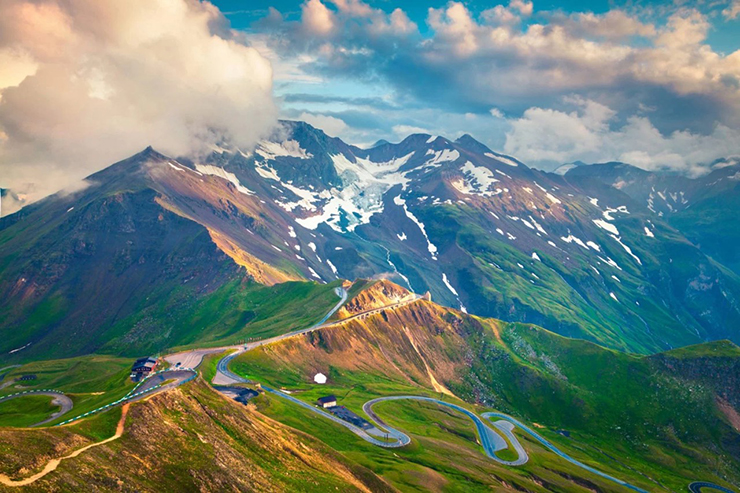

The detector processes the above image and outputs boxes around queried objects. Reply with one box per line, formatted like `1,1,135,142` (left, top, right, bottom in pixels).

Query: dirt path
0,404,130,487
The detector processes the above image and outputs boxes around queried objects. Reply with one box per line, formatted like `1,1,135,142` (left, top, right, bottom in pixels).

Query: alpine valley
1,121,739,492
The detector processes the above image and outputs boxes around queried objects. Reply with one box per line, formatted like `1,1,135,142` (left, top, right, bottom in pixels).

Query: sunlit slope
233,281,740,491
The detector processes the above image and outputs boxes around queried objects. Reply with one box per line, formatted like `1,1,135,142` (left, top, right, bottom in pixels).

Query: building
317,395,337,408
130,357,158,381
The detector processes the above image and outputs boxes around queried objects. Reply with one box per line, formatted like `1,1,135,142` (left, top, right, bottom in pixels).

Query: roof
131,361,157,371
317,395,337,404
134,357,157,365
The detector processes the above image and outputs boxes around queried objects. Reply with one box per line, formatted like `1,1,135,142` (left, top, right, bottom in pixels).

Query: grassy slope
104,278,343,356
231,296,740,492
0,278,343,429
0,355,135,427
0,396,57,428
0,379,393,493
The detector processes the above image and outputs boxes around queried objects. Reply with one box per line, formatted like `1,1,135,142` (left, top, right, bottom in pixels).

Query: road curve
56,368,196,426
482,412,649,493
262,386,408,447
363,396,528,465
689,482,737,493
0,391,73,427
213,287,350,386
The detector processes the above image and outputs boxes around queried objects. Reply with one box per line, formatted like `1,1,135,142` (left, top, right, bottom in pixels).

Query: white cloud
302,0,336,36
722,0,740,20
0,0,276,215
510,0,533,17
428,2,480,56
392,125,430,137
297,112,348,136
504,98,740,175
489,108,505,118
562,10,656,39
260,2,740,139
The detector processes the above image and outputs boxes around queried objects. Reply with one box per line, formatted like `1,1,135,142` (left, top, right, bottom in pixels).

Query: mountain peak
369,139,392,149
455,133,492,155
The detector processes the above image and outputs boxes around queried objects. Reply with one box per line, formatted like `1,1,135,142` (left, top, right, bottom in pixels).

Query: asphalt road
0,391,73,427
262,386,409,447
212,287,350,386
129,370,196,403
164,347,228,370
363,395,530,465
482,412,650,493
689,482,738,493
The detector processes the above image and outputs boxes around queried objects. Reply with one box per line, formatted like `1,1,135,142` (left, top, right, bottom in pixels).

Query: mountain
3,280,738,491
0,146,345,361
2,120,740,359
232,280,740,491
562,159,740,275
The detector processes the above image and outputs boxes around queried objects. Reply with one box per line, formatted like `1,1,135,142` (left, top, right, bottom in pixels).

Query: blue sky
213,0,740,174
219,0,740,53
0,0,738,214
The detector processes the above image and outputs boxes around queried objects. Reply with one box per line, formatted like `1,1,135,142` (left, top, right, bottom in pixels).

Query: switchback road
0,391,73,427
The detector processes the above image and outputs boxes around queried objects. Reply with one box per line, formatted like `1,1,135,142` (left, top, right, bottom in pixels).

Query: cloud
554,10,656,40
297,112,348,136
253,0,740,156
0,0,277,215
503,97,740,175
723,1,740,20
302,0,335,35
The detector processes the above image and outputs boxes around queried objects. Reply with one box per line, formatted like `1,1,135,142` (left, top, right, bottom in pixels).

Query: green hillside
231,292,740,492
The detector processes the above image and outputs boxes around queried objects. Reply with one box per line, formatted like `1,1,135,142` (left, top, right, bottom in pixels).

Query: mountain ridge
2,120,740,357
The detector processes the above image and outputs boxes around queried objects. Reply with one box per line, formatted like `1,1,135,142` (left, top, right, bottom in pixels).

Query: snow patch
195,164,255,195
593,219,619,235
611,235,642,265
484,152,518,167
424,149,460,169
561,234,589,250
451,161,500,196
256,140,312,160
442,273,459,296
394,195,438,259
586,241,601,252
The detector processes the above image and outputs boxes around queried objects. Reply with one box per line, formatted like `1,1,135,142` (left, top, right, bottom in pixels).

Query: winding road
3,283,722,493
363,395,527,465
689,482,738,493
206,287,659,493
0,391,74,427
481,412,649,493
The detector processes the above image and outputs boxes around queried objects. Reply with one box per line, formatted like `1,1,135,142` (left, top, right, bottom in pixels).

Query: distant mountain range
2,120,740,359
